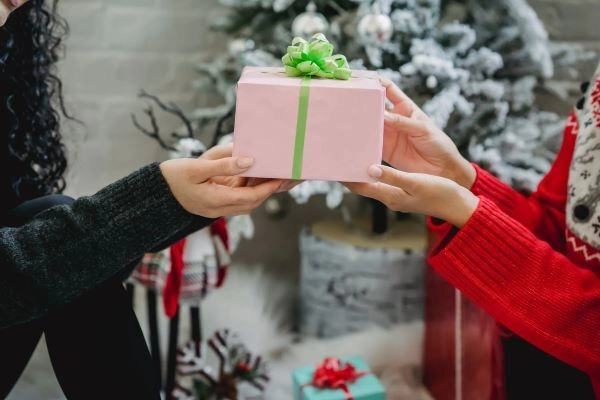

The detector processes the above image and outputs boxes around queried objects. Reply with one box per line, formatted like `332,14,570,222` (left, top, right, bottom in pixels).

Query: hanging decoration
357,2,394,46
291,1,330,39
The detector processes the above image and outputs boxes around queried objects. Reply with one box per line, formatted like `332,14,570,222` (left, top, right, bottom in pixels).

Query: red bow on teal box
292,356,386,400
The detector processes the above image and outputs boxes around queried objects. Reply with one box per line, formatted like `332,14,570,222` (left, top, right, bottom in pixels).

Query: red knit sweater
428,99,600,395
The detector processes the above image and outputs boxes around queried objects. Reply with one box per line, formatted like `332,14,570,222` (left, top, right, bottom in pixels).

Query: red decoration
164,238,187,317
304,358,367,400
173,330,269,399
163,218,230,318
424,229,504,400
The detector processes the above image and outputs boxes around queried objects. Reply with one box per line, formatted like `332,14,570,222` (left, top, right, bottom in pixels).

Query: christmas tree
190,0,593,202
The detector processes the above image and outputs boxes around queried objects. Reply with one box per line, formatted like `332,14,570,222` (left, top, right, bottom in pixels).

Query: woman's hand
345,165,479,228
200,143,299,192
160,144,288,218
379,78,476,189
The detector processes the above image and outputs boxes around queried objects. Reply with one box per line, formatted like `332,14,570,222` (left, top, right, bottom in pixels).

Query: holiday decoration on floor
233,34,384,182
424,218,517,400
299,218,426,338
130,220,230,315
172,329,270,400
197,267,431,399
424,264,502,400
292,356,386,400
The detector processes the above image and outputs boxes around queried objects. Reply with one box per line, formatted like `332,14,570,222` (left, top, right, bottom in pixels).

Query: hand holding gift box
292,357,386,400
233,34,384,183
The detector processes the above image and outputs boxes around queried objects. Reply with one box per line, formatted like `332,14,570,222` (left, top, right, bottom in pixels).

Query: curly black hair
0,0,70,212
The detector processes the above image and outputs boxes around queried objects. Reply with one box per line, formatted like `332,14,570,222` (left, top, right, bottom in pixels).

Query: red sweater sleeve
429,112,577,250
429,196,600,377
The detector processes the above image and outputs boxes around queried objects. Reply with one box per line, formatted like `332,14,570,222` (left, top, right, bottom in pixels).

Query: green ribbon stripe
282,33,350,179
292,76,311,179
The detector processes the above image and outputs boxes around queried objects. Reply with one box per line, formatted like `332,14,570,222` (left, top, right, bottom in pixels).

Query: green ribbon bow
282,33,352,80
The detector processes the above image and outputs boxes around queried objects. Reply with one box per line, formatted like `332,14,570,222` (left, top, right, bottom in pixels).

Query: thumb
192,157,254,181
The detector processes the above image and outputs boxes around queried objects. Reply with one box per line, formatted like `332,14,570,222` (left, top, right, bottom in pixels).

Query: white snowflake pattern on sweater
567,64,600,251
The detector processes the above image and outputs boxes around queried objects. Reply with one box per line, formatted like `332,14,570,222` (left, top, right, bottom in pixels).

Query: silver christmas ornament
228,38,255,56
291,1,329,39
264,196,287,218
357,3,393,45
426,75,438,89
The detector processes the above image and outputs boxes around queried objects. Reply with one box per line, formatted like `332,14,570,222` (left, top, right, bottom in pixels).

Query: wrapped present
423,231,504,400
300,218,427,338
233,34,384,182
293,357,386,400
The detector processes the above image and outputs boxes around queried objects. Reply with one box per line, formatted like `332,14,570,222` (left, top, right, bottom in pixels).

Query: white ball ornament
426,75,438,89
357,3,393,45
291,1,329,38
228,38,255,55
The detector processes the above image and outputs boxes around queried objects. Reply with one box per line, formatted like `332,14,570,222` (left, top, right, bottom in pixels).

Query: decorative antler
172,329,269,400
132,104,177,152
171,384,195,400
209,329,269,393
132,90,197,153
176,341,214,384
212,107,235,147
138,90,195,139
232,351,269,391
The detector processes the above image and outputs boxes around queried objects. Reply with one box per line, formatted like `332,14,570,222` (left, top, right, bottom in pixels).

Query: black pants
0,195,160,400
503,334,595,399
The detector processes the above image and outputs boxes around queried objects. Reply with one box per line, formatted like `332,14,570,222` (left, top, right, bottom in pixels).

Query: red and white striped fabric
129,218,230,317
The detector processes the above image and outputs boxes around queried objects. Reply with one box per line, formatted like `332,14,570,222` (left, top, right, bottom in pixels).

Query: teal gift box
292,357,386,400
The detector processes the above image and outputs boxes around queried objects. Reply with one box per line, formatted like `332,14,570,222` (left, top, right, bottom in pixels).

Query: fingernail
384,110,394,120
368,165,383,178
236,157,254,169
10,0,21,7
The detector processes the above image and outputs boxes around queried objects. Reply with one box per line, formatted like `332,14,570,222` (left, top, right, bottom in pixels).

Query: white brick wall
60,0,226,197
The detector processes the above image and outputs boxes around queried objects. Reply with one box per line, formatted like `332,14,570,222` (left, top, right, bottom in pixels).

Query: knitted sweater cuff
93,162,197,248
427,216,454,238
426,164,515,237
429,196,536,293
470,164,518,211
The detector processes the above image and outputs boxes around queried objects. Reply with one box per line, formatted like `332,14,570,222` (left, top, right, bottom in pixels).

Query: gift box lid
239,66,383,92
292,356,386,400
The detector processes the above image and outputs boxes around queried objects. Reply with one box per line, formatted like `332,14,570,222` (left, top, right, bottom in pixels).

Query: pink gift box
232,66,384,183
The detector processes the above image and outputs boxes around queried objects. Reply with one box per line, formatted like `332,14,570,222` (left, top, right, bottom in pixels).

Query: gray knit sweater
0,163,212,328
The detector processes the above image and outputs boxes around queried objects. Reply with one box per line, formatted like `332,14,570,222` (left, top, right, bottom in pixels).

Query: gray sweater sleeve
0,163,213,328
